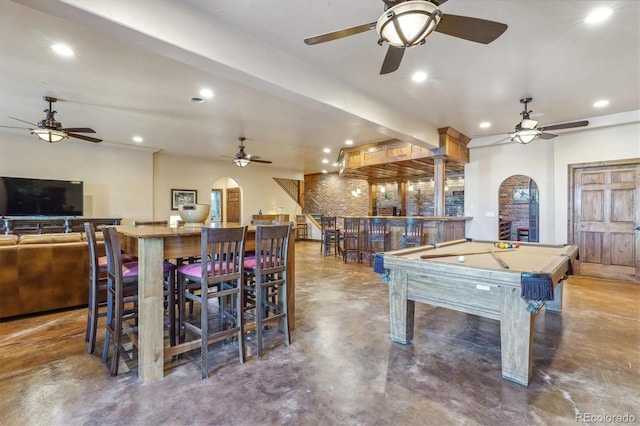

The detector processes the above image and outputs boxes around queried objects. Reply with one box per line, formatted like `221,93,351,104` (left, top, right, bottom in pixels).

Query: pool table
381,239,578,386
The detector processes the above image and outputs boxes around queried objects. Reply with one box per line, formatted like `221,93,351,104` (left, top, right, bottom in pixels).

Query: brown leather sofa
0,232,104,319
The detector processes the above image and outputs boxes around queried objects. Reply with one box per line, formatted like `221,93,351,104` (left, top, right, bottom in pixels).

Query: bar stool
402,218,424,248
243,223,291,359
177,226,247,379
368,217,389,266
84,222,137,355
342,217,361,263
101,226,176,376
295,215,308,240
517,226,529,242
321,216,339,256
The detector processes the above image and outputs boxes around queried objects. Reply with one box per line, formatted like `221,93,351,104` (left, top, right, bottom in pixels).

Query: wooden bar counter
339,216,472,250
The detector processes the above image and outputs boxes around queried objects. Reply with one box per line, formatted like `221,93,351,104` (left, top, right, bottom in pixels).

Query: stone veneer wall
499,174,535,240
304,173,465,218
304,173,369,217
395,177,465,216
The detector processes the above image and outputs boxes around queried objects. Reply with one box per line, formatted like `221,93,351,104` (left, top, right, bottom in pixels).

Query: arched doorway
498,175,539,242
212,177,241,223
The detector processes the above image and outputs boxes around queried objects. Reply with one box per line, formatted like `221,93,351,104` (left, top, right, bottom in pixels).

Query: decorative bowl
178,203,210,225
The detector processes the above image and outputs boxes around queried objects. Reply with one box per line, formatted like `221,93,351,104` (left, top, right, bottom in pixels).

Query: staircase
274,178,302,206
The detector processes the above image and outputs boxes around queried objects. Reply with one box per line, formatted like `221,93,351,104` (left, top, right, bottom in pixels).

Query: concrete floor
0,241,638,425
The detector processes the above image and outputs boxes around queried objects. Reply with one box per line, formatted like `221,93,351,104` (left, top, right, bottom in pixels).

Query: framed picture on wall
171,189,197,210
513,188,530,203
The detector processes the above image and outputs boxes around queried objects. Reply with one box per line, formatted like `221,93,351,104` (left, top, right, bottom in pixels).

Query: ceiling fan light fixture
232,157,251,168
510,129,541,145
519,119,538,130
377,1,442,47
31,128,68,143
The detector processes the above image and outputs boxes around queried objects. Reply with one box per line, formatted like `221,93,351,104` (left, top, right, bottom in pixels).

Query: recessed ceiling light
585,7,613,24
332,162,339,167
412,71,427,82
323,148,331,153
322,170,328,174
593,99,609,108
345,139,353,145
132,136,143,143
190,97,205,103
199,88,213,98
51,43,74,57
479,122,491,129
322,159,329,164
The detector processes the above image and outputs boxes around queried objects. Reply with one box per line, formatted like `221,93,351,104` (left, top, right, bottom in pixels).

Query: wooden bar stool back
84,222,137,354
402,218,425,248
84,222,106,354
368,217,390,265
177,226,247,379
244,223,292,359
342,217,361,263
320,215,339,256
295,215,308,240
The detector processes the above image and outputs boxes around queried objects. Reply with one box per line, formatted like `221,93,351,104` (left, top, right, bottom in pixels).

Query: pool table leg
500,287,534,386
544,280,563,313
388,270,415,344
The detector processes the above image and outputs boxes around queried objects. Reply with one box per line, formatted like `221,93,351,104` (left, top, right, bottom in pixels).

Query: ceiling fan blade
63,127,96,133
0,125,30,130
538,132,557,140
538,120,589,132
8,116,38,126
435,14,508,44
250,159,272,164
380,46,405,75
490,136,512,146
68,133,102,143
304,22,376,45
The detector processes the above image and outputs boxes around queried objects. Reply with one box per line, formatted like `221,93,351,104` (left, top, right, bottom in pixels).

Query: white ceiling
1,0,638,174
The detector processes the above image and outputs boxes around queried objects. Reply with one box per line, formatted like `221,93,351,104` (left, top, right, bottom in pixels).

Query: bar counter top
340,216,472,221
336,216,471,248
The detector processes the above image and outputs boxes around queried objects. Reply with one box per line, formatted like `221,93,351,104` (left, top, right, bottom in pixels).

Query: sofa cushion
0,235,18,246
18,233,83,245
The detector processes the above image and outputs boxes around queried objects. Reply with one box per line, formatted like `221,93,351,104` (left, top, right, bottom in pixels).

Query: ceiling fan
507,97,589,145
304,0,508,74
0,96,102,143
232,137,272,167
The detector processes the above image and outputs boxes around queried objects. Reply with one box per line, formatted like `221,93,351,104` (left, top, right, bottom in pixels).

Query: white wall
466,113,640,244
0,133,153,223
552,122,640,243
153,152,304,224
0,134,304,225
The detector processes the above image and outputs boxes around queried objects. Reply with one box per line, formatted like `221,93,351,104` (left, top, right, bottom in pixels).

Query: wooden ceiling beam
338,128,469,183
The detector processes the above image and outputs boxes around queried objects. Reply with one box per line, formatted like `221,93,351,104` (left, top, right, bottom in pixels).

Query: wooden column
433,156,446,217
400,181,407,216
369,182,378,216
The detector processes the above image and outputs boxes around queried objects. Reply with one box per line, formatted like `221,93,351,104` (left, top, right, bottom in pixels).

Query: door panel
573,160,639,281
226,187,240,223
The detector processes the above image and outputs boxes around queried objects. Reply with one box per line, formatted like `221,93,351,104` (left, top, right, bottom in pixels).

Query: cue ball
458,256,465,262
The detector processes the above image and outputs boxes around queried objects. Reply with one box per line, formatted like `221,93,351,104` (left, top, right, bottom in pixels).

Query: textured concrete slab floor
0,241,638,425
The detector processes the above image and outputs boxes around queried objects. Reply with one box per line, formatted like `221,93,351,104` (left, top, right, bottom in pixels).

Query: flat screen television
0,176,83,216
